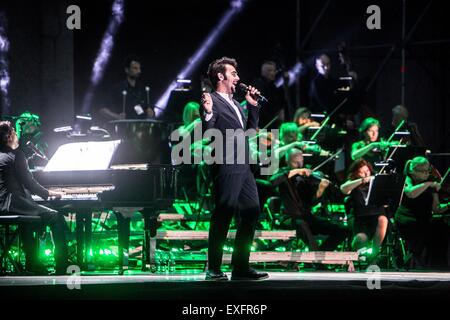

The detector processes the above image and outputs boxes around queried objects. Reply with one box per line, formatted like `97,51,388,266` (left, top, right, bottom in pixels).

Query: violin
303,169,339,189
430,165,450,199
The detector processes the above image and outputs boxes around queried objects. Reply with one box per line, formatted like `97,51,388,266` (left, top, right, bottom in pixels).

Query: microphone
239,83,268,103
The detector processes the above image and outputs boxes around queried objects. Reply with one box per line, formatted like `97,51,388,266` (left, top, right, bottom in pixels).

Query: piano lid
44,140,121,172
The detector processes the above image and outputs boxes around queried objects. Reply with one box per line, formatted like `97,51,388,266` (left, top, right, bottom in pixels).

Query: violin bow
440,167,450,185
312,147,344,172
310,97,348,141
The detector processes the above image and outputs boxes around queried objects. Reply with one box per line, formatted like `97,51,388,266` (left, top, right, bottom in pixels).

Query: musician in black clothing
395,156,450,269
309,54,339,115
250,61,287,129
351,117,391,169
340,159,388,260
270,148,349,251
389,105,425,147
0,121,68,275
99,55,154,121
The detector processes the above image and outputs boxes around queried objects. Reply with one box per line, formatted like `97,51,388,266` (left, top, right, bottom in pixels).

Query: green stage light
44,249,52,256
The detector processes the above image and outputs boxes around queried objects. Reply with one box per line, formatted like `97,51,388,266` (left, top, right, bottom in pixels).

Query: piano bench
0,215,42,275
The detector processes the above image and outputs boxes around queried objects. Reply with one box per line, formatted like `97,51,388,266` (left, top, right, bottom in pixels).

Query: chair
0,215,42,275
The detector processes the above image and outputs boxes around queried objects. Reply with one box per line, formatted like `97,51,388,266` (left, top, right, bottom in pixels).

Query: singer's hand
245,85,260,107
201,93,213,114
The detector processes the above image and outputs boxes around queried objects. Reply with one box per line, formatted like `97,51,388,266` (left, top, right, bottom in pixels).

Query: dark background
0,0,449,169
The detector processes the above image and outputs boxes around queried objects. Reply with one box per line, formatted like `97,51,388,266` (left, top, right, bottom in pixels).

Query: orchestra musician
98,55,154,121
340,159,388,262
395,156,450,269
293,107,321,135
351,117,393,169
270,148,350,252
0,121,68,275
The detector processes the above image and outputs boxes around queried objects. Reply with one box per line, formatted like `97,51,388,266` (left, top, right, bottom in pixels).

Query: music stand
44,140,121,171
388,145,427,173
365,173,406,269
365,173,405,208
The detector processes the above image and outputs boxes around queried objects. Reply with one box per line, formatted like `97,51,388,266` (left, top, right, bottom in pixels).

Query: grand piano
32,139,180,272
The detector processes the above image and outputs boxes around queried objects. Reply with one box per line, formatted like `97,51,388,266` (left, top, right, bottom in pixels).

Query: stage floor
1,270,450,286
1,270,450,302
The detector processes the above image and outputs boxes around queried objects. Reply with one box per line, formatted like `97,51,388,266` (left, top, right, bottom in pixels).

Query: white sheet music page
43,140,121,171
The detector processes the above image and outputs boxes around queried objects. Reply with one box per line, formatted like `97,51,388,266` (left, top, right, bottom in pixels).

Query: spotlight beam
0,12,10,114
155,0,245,117
80,0,125,115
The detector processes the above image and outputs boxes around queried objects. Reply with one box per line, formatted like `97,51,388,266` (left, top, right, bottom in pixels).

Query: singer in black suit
201,57,268,281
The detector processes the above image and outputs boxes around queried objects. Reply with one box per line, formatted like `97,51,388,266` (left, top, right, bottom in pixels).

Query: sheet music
44,140,121,171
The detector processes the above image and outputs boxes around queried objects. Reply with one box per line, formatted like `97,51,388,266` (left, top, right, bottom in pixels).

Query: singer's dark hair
0,121,14,147
124,55,141,69
207,57,238,88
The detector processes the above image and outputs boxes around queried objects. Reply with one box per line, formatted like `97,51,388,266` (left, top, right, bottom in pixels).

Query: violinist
340,159,388,262
293,107,321,135
272,122,304,163
273,122,329,169
270,148,350,252
395,156,450,269
390,105,425,147
351,117,392,169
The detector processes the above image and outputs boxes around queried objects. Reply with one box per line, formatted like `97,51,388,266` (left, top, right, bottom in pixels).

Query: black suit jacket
200,91,259,175
0,147,51,215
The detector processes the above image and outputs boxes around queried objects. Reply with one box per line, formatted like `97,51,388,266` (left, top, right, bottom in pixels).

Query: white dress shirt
205,92,244,128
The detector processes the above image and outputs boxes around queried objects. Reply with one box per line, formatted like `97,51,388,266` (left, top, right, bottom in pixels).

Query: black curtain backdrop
1,0,449,169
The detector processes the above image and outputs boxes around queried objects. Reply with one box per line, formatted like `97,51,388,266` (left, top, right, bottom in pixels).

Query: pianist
0,121,68,275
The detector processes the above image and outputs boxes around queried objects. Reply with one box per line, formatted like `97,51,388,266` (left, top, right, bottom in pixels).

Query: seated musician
176,101,206,200
270,148,350,252
273,122,328,168
390,105,425,147
272,122,303,163
340,159,388,262
293,107,321,135
351,117,391,168
0,121,68,275
395,156,450,269
15,112,48,170
178,101,201,138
